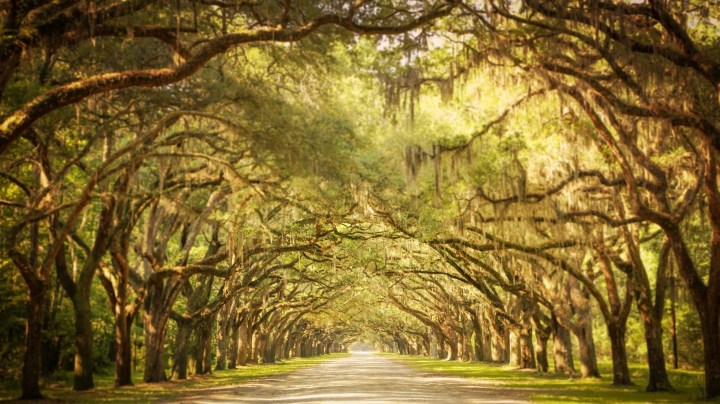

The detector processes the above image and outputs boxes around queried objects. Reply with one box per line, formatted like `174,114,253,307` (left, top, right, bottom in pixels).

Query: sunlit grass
0,354,348,402
383,354,717,403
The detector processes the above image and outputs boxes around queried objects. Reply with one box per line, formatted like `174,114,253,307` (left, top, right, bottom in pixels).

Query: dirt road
176,352,529,403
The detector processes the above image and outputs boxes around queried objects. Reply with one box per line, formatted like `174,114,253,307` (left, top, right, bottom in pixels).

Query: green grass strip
1,354,348,403
382,353,717,403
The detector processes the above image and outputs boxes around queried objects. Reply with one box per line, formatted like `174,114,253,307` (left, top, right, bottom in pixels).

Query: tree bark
194,320,213,375
701,142,720,399
114,309,134,387
519,299,536,369
275,331,287,361
669,262,679,370
606,322,630,384
251,331,261,364
143,289,169,383
702,309,720,399
621,225,673,391
642,316,672,391
215,312,228,370
72,296,95,391
551,315,575,374
534,328,549,373
576,320,601,379
237,318,249,366
21,285,46,400
447,337,459,361
666,227,720,398
519,332,535,369
57,199,115,391
228,323,239,369
631,244,673,391
469,310,485,362
108,246,136,387
41,278,63,377
170,319,192,380
509,331,520,366
490,320,508,363
263,333,276,364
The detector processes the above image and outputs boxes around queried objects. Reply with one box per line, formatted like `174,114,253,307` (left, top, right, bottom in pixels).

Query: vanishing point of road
176,352,529,403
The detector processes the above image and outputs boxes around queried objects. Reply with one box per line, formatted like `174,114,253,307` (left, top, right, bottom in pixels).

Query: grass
0,353,348,403
383,353,719,403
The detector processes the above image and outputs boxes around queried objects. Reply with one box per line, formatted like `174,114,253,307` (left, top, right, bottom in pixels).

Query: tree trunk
624,229,673,391
470,312,485,362
606,322,630,384
519,331,535,369
203,330,213,374
517,298,536,369
104,247,135,387
251,332,262,364
669,264,679,370
534,330,549,373
447,338,458,361
60,200,115,392
275,332,287,361
576,321,601,379
228,323,239,369
284,338,292,358
215,317,228,370
237,319,249,366
473,330,484,362
41,279,63,377
702,302,720,399
642,318,672,391
114,311,134,386
171,320,192,380
482,323,493,361
551,315,575,374
420,333,429,357
667,232,720,399
263,333,275,364
432,332,442,358
115,313,135,387
144,328,168,382
21,286,46,400
72,295,94,391
531,313,550,373
398,337,407,355
143,303,168,382
688,135,720,399
194,320,213,375
325,340,333,355
490,321,508,363
461,329,472,361
509,331,520,366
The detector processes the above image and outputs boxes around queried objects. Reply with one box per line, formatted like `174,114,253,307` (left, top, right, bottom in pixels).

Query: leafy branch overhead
1,1,719,402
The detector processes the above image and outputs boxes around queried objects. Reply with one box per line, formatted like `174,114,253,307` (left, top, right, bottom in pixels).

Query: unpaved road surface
176,352,529,403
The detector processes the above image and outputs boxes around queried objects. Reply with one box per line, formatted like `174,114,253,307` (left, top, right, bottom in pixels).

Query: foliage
1,0,719,400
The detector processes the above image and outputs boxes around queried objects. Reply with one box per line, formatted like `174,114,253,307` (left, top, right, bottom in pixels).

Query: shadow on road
175,352,529,403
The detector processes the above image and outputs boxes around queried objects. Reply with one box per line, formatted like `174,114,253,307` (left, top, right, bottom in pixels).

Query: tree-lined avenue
1,1,718,402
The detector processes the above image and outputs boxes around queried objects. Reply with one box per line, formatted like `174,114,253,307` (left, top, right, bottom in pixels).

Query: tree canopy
1,0,719,401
